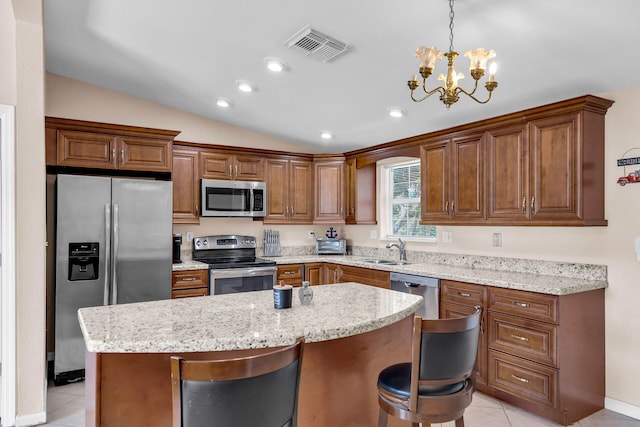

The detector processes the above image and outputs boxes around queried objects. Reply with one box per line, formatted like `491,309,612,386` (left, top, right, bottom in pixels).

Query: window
384,160,436,240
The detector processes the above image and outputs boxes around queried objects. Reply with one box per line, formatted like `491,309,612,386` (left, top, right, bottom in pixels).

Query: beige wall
45,73,320,154
46,73,640,410
1,0,47,423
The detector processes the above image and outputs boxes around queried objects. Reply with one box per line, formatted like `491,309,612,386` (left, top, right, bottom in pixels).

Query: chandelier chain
448,0,455,52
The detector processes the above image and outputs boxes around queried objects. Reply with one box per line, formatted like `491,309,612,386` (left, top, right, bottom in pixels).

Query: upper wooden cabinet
313,157,345,223
172,145,200,224
200,149,264,181
345,157,377,224
264,157,313,224
421,133,485,223
45,117,179,173
420,95,613,226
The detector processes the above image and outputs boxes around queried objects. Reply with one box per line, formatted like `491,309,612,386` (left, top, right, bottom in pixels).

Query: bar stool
377,308,482,427
171,337,304,427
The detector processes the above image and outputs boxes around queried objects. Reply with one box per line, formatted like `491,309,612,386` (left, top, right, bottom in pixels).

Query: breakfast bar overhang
78,282,423,427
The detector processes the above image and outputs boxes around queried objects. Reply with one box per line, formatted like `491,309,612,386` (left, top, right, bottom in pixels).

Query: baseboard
13,411,46,427
605,397,640,421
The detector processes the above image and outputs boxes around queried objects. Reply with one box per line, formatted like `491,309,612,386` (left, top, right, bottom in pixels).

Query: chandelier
408,0,498,108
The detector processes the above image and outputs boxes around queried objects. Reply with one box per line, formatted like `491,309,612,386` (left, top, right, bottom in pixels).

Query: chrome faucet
386,238,406,262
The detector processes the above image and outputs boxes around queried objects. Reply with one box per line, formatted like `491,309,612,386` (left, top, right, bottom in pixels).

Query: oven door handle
209,266,277,279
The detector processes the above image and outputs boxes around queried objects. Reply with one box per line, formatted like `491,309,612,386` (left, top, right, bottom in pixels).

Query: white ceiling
43,0,640,154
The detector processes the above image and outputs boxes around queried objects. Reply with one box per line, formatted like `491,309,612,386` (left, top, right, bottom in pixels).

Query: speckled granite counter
81,282,421,427
78,282,422,353
264,255,607,295
171,260,208,271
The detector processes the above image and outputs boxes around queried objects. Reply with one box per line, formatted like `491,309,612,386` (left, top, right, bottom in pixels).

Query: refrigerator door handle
104,203,111,306
111,203,119,305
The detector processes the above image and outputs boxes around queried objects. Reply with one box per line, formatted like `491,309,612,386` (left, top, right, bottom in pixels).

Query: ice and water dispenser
68,242,99,281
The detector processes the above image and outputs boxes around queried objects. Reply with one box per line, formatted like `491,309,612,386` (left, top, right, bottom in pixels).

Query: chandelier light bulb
489,61,497,82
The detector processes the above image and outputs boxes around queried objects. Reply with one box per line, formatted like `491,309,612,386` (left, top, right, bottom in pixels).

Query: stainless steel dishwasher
390,272,439,319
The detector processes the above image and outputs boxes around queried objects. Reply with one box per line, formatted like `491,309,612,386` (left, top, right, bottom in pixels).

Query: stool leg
377,407,388,427
455,416,465,427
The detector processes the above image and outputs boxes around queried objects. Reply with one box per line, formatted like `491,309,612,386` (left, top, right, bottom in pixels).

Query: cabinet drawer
172,287,208,299
440,280,486,306
172,269,208,290
488,350,557,409
277,264,303,280
489,312,557,367
489,288,558,323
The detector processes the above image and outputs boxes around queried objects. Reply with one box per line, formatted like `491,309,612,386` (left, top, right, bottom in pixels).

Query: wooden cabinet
304,263,324,286
421,133,484,223
172,145,200,224
336,265,390,289
313,157,345,223
264,158,313,224
171,269,208,299
200,150,264,181
440,280,488,386
45,117,178,172
277,264,304,287
440,279,605,425
324,264,341,284
345,157,377,224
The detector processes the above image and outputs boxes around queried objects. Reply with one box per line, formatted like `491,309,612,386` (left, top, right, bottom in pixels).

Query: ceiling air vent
284,25,349,63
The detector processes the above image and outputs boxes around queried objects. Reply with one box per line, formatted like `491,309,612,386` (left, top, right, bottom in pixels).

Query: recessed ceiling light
235,80,256,93
321,131,333,140
264,57,287,72
388,107,407,118
215,97,232,108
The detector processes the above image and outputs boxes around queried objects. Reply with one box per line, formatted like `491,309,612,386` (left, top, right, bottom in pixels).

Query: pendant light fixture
408,0,498,108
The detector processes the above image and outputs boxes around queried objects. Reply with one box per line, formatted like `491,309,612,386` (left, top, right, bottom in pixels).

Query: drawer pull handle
511,374,529,383
513,301,530,308
458,292,471,297
512,334,529,342
182,277,196,281
284,271,296,275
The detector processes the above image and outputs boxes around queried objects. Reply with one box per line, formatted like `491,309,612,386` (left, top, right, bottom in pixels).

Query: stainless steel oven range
192,235,276,295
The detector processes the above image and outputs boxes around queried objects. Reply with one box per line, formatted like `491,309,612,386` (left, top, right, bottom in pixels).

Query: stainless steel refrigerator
54,174,172,384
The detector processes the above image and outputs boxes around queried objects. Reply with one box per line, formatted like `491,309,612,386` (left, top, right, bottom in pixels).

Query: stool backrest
409,307,482,410
171,337,304,427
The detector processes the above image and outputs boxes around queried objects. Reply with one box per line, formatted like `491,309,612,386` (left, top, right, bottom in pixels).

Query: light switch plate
442,231,452,243
186,231,193,241
493,233,502,247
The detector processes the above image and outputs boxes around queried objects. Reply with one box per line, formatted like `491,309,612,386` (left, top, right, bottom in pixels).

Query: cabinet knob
229,165,232,176
531,196,536,214
121,149,124,164
445,201,449,215
522,197,527,214
112,148,116,164
451,200,455,214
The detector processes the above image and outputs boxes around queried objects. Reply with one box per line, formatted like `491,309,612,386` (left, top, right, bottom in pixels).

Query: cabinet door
529,114,579,221
118,136,172,172
486,124,529,221
289,160,313,223
421,140,450,222
172,147,200,224
200,151,233,180
57,130,118,169
264,159,289,222
234,155,264,181
345,158,357,224
451,133,484,220
345,158,377,225
304,263,324,286
324,264,340,284
338,265,390,289
314,159,345,223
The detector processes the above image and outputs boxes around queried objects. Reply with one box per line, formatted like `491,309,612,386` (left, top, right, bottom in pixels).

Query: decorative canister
298,281,314,305
273,284,293,309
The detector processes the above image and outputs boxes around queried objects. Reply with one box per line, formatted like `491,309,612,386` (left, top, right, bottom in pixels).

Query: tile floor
42,380,640,427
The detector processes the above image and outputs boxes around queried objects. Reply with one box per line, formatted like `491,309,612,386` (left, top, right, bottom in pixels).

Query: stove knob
195,240,201,247
203,239,208,247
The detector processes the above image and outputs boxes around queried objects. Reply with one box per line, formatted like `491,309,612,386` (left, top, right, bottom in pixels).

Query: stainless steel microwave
200,179,267,217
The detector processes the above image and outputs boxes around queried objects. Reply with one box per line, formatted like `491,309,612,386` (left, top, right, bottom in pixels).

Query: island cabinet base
85,315,415,427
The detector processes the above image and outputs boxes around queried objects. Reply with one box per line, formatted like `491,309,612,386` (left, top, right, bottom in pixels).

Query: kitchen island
79,282,423,427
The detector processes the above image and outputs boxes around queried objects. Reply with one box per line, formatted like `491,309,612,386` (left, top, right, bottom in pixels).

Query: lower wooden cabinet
277,264,304,287
324,264,341,284
440,279,605,426
336,265,390,289
171,269,208,299
304,263,324,286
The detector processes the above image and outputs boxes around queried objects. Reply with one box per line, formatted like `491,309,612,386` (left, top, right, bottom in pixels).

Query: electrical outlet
186,231,193,241
492,233,502,247
442,231,452,243
307,230,315,240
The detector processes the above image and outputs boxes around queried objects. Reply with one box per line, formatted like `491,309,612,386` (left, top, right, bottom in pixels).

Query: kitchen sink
360,259,410,265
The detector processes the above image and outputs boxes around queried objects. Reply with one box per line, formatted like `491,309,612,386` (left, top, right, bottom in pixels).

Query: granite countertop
78,282,423,353
264,255,607,296
172,260,209,271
